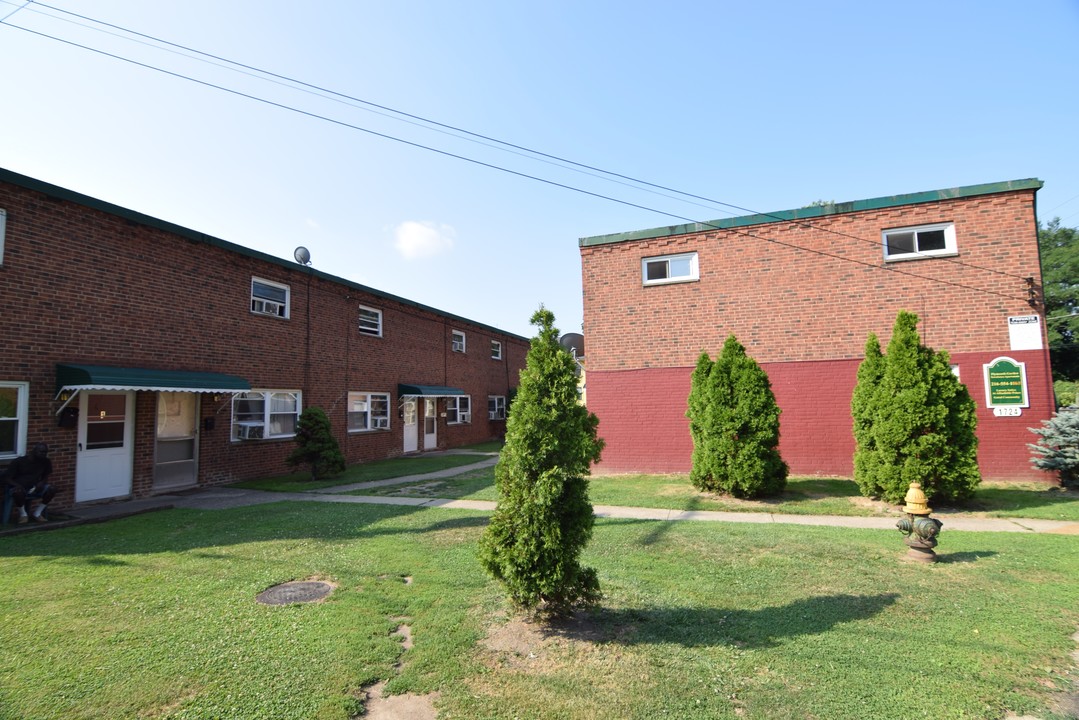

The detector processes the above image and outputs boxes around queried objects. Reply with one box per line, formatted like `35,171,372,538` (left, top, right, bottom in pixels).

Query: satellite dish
293,246,311,266
559,333,585,357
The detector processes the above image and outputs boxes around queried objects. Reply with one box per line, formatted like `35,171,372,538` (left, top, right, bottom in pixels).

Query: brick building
0,167,528,511
579,180,1054,481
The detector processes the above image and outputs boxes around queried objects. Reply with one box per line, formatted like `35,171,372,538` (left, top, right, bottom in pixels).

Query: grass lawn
1,502,1077,719
353,466,1079,522
230,451,493,492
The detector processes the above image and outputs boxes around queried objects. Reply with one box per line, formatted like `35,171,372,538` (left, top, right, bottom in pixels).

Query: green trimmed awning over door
56,364,251,395
397,383,465,398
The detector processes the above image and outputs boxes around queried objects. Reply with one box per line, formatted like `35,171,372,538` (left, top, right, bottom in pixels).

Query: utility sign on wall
1008,315,1043,350
983,357,1029,416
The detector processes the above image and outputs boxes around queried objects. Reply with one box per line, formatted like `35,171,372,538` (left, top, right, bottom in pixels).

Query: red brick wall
582,187,1056,481
0,173,528,508
588,349,1054,482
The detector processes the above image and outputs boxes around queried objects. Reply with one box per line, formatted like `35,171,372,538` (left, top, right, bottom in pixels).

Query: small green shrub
1029,405,1079,488
285,407,346,481
687,336,787,498
1054,380,1077,409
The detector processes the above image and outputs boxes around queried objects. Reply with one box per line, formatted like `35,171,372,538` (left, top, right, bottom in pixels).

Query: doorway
154,392,199,491
423,398,437,450
75,391,134,502
403,398,418,453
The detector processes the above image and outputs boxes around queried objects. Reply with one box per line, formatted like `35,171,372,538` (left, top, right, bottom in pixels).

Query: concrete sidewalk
6,455,1079,536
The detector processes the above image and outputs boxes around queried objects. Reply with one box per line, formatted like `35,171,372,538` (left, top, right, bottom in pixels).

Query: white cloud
305,218,320,229
393,220,456,260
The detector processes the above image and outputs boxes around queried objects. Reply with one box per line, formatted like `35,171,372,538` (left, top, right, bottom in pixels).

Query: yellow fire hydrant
896,482,943,563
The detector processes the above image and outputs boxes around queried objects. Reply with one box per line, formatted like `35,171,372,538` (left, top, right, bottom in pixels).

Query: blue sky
1,0,1076,338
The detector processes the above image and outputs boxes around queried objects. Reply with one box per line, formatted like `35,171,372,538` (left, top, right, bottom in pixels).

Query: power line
19,0,1039,284
0,10,1035,306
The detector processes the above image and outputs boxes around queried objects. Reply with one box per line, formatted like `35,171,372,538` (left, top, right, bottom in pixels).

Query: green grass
353,466,1079,522
230,452,492,492
1,502,1077,719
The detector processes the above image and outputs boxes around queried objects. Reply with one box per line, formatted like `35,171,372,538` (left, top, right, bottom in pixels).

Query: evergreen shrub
286,407,346,481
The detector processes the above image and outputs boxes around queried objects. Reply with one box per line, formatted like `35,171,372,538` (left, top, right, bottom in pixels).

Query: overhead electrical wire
0,2,1038,306
17,0,1040,285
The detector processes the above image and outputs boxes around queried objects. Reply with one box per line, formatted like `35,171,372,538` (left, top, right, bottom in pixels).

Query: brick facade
580,181,1055,481
0,168,528,509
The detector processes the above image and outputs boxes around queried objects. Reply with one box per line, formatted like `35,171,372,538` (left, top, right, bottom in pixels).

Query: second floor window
251,278,290,318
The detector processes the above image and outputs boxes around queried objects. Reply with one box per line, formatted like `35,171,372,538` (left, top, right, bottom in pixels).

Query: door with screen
154,392,199,490
76,391,134,502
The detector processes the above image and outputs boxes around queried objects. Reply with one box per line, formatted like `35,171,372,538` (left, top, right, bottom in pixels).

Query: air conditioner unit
252,299,283,317
373,418,389,429
237,424,264,440
489,411,498,420
459,412,471,423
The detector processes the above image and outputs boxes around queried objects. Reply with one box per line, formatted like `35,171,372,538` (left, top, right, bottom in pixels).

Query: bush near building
852,312,980,504
286,407,346,481
687,335,788,498
1029,405,1079,488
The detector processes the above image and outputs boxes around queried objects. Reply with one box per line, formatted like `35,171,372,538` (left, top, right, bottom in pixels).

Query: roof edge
0,167,529,342
579,178,1044,247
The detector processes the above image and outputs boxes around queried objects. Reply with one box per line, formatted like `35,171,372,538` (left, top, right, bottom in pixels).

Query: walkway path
10,452,1079,535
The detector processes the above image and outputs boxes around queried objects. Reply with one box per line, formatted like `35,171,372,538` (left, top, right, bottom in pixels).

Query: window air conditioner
460,412,471,423
252,299,283,317
373,418,389,429
489,411,497,420
237,424,264,440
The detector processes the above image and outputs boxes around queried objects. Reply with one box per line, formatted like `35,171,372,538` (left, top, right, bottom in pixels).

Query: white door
423,398,437,450
76,391,135,502
154,392,199,490
403,398,418,453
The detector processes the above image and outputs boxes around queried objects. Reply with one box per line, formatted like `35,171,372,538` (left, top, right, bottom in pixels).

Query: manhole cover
256,581,334,606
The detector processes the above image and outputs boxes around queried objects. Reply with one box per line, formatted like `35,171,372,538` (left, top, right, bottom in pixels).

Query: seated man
2,442,56,524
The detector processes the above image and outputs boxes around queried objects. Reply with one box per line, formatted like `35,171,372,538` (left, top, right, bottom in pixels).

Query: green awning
397,383,465,398
56,364,251,395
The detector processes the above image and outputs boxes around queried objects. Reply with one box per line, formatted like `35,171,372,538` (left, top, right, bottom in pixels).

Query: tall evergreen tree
689,335,787,498
851,334,885,497
687,351,716,491
478,308,604,616
862,311,980,503
286,407,346,481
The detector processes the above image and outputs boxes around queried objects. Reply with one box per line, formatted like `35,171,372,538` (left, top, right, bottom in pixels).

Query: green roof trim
397,384,466,397
0,168,528,343
579,178,1044,247
56,364,251,394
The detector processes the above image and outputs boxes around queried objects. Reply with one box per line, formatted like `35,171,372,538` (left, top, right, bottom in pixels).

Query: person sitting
2,442,56,524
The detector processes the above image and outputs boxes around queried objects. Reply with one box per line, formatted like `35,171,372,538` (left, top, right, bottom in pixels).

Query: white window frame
231,390,301,441
447,395,471,424
642,251,699,286
358,306,383,337
250,277,290,319
491,340,503,360
882,222,957,262
347,391,390,432
0,381,29,460
488,395,506,421
451,330,466,353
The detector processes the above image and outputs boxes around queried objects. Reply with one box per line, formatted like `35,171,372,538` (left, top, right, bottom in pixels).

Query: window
491,340,502,360
642,252,699,286
0,381,29,460
883,223,956,261
488,395,506,420
447,396,471,424
231,390,301,440
251,278,290,318
347,392,390,432
358,306,382,337
451,330,466,353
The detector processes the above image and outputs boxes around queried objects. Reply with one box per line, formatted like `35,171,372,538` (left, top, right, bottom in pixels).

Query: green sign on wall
983,357,1028,408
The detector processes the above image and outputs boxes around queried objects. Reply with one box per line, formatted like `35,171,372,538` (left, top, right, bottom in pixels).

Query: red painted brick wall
0,172,528,508
589,348,1053,481
582,187,1056,481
